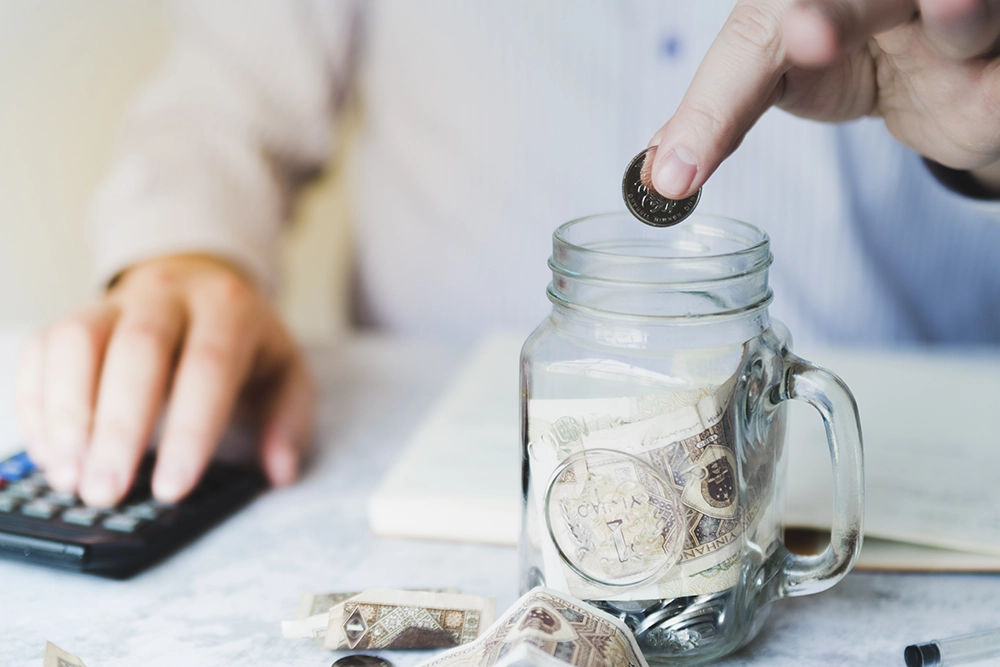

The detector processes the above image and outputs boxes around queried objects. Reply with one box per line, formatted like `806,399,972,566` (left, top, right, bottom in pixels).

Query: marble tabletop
3,335,999,667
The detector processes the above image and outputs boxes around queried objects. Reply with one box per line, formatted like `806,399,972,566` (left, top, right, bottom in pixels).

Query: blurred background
0,0,350,343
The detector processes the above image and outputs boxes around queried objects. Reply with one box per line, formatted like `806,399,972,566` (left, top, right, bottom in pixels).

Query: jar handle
772,352,865,598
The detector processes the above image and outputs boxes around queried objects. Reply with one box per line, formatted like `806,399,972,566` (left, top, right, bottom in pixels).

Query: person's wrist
923,158,1000,201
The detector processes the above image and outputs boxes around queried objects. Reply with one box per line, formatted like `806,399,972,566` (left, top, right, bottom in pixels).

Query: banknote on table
495,644,580,667
296,587,462,620
283,591,362,642
283,587,462,646
322,589,496,651
43,642,87,667
416,587,648,667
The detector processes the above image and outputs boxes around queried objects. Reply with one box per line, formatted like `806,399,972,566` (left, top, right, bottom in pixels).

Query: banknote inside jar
544,448,685,589
526,348,756,603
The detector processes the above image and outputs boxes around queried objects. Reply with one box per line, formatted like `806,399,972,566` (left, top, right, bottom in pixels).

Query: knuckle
184,339,235,374
116,262,177,296
973,88,1000,149
48,317,101,358
47,403,92,433
93,417,141,449
683,101,740,156
115,319,176,359
728,2,786,63
166,421,215,451
149,262,182,287
937,92,1000,161
208,272,252,307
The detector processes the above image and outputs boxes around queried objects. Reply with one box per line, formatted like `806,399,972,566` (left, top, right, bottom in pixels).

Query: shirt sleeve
90,0,362,293
918,159,1000,222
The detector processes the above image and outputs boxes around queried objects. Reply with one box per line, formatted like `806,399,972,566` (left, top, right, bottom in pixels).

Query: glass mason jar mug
519,213,864,666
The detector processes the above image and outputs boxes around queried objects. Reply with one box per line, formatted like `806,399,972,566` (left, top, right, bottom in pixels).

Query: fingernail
80,465,120,508
152,463,190,503
653,147,698,198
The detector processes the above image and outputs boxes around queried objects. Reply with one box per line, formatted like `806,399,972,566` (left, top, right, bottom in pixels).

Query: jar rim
548,212,773,322
553,212,770,264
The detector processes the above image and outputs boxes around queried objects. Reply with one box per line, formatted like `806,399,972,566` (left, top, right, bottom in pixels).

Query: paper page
368,333,1000,568
367,333,523,544
787,530,1000,572
784,346,1000,556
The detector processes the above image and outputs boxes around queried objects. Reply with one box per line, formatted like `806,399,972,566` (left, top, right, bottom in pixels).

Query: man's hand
15,255,316,507
648,0,1000,198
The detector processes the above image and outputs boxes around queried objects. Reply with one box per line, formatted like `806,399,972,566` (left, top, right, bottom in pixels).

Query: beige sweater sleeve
90,0,360,293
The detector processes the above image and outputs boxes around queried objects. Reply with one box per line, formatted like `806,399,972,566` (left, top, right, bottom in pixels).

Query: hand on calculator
15,255,316,508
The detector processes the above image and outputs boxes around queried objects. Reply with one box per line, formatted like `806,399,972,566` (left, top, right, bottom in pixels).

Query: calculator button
21,499,57,519
0,452,37,481
124,502,160,520
102,513,143,533
26,471,49,485
7,480,43,499
61,507,103,526
44,490,78,506
147,499,177,513
0,492,22,513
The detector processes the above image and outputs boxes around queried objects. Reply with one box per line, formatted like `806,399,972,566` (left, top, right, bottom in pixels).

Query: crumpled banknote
416,588,648,667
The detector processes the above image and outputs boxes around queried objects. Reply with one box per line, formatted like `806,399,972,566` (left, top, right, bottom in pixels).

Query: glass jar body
519,306,793,666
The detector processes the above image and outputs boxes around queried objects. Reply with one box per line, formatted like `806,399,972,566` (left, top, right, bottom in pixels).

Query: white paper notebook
368,333,1000,571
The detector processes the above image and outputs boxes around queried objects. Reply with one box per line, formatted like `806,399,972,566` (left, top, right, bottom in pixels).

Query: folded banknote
282,588,494,651
43,642,87,667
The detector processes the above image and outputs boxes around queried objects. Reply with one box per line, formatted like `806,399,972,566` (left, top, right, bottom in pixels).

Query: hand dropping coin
622,146,701,227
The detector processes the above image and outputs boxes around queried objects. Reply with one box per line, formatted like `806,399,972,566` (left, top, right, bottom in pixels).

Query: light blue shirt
92,1,1000,346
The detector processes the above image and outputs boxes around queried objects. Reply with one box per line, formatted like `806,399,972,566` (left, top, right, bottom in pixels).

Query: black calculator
0,451,266,578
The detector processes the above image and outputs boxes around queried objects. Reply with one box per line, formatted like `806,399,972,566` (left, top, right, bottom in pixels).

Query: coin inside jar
622,146,701,227
332,656,394,667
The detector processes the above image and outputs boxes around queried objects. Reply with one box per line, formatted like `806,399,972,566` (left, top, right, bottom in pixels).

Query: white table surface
3,335,1000,667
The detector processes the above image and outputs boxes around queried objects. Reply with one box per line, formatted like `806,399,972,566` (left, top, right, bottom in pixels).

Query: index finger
648,0,916,199
649,1,794,199
151,289,258,503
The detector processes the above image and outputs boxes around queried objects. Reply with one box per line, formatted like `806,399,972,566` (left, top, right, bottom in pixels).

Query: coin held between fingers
623,146,702,227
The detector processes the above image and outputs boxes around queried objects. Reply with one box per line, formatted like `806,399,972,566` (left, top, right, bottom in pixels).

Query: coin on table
332,656,394,667
622,146,701,227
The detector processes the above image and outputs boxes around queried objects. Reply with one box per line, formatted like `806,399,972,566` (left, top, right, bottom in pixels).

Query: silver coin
602,599,663,614
635,592,727,640
332,656,394,667
635,604,688,637
622,146,701,227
